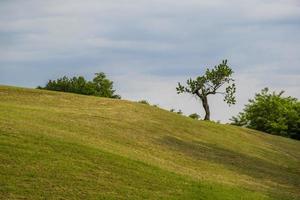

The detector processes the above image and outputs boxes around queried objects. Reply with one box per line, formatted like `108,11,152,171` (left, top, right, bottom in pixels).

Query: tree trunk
201,96,210,120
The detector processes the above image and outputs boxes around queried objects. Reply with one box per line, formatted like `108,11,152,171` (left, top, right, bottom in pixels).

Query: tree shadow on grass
159,136,300,189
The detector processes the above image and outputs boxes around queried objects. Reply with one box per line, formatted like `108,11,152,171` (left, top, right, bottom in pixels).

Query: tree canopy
176,60,236,120
230,88,300,140
38,72,121,99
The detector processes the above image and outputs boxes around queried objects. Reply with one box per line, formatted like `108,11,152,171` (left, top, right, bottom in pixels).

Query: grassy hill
0,85,299,200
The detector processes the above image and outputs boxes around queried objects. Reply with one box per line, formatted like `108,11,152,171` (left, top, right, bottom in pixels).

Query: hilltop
0,85,299,199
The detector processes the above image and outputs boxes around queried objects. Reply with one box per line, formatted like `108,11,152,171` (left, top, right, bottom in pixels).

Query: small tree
92,72,121,99
176,60,236,120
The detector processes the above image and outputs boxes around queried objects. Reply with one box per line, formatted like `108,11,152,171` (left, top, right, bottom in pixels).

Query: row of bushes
38,73,121,99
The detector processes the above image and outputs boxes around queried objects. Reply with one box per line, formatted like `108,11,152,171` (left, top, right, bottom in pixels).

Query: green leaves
224,83,236,105
204,60,233,87
93,72,116,98
176,82,187,94
230,88,300,140
40,72,121,99
176,59,236,103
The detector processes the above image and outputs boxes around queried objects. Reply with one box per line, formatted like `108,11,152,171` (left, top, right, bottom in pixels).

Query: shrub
230,88,300,140
177,110,183,115
38,73,121,99
138,100,150,105
189,113,200,120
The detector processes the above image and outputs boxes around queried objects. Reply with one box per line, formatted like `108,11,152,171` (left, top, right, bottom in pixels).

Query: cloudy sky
1,0,300,122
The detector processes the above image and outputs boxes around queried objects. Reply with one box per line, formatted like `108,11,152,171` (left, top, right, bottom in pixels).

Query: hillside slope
0,85,299,200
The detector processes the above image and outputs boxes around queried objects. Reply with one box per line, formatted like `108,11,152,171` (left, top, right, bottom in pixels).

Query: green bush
38,73,121,99
189,113,200,120
177,110,183,115
138,100,150,105
230,88,300,140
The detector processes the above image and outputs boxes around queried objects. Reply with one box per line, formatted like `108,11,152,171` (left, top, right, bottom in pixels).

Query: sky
0,0,300,122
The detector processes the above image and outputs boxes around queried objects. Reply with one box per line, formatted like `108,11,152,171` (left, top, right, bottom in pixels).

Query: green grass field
0,85,299,199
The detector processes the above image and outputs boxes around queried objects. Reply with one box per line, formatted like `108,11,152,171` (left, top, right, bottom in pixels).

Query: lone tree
176,60,236,120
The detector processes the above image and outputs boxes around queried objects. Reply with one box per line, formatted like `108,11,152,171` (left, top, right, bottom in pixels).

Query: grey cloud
0,0,299,121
